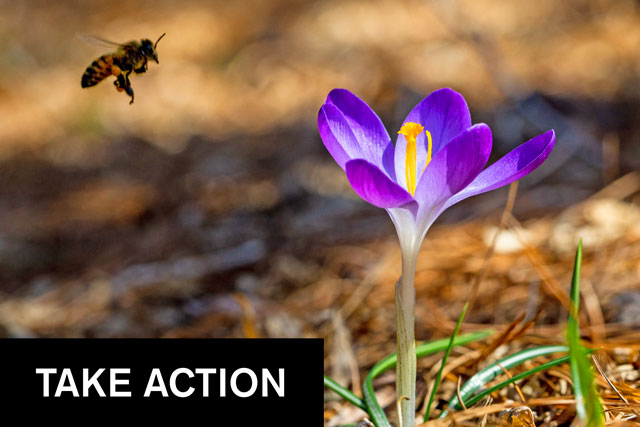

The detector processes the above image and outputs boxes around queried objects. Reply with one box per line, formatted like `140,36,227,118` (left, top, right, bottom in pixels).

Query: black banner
0,338,323,425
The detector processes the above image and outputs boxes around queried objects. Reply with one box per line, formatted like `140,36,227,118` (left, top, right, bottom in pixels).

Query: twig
397,395,410,427
480,396,493,427
507,215,573,314
456,376,467,410
496,363,526,404
417,398,578,426
331,309,361,396
469,181,518,310
591,355,628,406
580,278,605,345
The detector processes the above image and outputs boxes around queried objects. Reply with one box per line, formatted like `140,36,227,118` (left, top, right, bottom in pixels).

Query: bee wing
76,33,126,48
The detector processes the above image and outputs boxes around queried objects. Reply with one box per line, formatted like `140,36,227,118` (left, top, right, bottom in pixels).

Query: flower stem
395,249,417,427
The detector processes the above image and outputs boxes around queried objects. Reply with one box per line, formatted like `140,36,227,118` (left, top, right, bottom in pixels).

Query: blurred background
0,0,639,419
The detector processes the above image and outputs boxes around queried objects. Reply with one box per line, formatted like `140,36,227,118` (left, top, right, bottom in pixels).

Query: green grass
324,375,367,411
567,239,604,426
439,345,569,418
423,302,468,421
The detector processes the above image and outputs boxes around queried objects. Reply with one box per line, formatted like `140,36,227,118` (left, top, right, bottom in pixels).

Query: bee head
147,33,166,64
140,39,159,63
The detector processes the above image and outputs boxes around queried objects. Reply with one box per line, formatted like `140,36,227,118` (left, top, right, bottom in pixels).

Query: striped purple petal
444,130,556,210
319,89,393,173
394,88,472,190
414,124,492,210
345,159,415,209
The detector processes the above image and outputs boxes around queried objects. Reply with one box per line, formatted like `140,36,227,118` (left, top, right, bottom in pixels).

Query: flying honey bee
80,33,166,104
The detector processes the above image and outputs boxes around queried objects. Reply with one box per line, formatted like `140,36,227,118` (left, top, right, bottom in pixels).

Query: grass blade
423,302,468,421
567,239,604,426
324,375,367,411
463,354,570,408
439,345,568,418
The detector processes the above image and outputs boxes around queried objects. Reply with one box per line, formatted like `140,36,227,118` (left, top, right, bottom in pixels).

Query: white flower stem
395,248,417,427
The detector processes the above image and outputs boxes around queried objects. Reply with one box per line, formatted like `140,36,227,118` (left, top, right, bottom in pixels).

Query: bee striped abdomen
81,55,116,88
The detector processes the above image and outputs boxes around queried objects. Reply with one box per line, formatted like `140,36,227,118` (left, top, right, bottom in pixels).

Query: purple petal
345,159,415,208
318,103,359,169
394,88,472,189
318,89,392,171
413,124,493,210
444,130,556,209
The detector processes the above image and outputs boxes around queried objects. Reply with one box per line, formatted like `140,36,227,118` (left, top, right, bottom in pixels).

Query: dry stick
409,181,518,337
456,376,467,410
589,170,640,200
233,293,259,338
419,398,579,426
340,250,395,319
602,132,621,185
472,313,525,371
590,354,640,421
546,367,573,385
469,181,519,310
331,310,362,397
419,350,482,419
524,323,639,345
333,250,397,396
507,215,574,315
504,171,640,332
479,396,493,427
496,363,527,404
558,175,640,344
591,355,613,424
397,395,410,427
591,355,628,405
421,298,458,332
508,311,542,342
591,241,626,338
580,278,606,346
340,277,377,320
428,183,521,421
553,171,640,227
508,407,535,425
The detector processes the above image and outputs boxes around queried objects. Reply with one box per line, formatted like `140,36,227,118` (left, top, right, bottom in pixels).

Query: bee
80,33,166,104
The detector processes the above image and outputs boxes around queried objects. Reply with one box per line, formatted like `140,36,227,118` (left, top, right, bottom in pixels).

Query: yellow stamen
398,122,425,196
423,130,433,173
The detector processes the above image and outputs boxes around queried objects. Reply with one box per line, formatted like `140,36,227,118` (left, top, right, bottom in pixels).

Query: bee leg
123,72,134,104
114,74,127,92
113,73,134,104
126,86,135,105
134,65,146,74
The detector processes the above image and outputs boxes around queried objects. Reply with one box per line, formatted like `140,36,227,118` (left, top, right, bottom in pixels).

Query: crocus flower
318,87,555,426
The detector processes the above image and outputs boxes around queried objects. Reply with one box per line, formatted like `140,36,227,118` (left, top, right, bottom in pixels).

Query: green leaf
461,354,575,409
423,302,468,421
567,239,604,426
324,375,367,411
439,345,569,418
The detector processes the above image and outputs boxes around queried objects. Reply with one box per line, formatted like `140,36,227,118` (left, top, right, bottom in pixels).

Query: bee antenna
154,33,166,49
